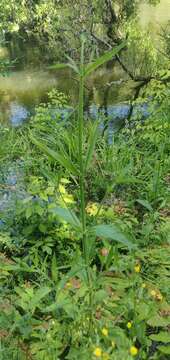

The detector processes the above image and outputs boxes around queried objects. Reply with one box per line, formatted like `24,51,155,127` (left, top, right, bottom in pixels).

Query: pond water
0,0,169,126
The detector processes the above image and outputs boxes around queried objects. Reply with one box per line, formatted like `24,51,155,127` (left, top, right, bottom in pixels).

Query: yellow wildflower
58,182,74,204
94,347,102,357
134,264,141,273
62,194,74,204
150,290,157,298
127,321,132,329
65,281,72,288
102,327,108,336
141,283,146,288
60,178,70,184
59,184,66,194
130,346,138,356
86,202,99,216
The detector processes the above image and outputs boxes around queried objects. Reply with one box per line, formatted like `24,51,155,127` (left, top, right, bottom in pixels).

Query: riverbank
0,1,170,358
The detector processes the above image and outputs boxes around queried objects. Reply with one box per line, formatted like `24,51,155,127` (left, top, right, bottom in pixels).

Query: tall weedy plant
30,37,135,296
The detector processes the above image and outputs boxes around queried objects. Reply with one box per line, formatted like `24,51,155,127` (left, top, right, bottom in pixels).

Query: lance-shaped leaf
93,224,136,250
29,133,79,176
65,55,80,74
51,206,81,229
84,41,126,78
30,287,51,310
136,199,153,212
49,62,79,74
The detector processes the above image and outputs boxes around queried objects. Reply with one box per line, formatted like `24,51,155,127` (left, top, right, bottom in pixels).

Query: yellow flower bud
130,346,138,356
141,283,146,288
134,264,141,273
94,347,102,357
127,321,132,329
102,327,108,336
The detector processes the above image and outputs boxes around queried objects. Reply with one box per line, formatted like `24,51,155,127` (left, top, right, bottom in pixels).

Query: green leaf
101,276,132,290
147,315,170,327
93,224,135,250
158,345,170,355
51,254,58,283
150,332,170,343
30,287,51,310
25,206,33,219
136,199,153,211
57,263,85,293
51,206,81,229
29,133,79,176
94,289,108,304
1,262,36,273
137,303,154,321
84,42,126,78
84,122,99,171
49,60,79,74
44,292,79,318
39,223,47,233
65,55,80,74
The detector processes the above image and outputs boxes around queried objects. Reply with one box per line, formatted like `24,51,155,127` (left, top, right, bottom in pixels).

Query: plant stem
78,40,94,329
78,39,87,265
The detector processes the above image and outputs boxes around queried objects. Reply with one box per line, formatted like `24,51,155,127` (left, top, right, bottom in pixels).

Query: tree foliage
0,1,162,59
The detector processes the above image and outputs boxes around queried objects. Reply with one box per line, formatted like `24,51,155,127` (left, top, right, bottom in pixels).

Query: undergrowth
0,43,170,360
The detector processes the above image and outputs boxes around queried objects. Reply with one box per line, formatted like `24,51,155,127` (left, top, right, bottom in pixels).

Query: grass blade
29,133,79,175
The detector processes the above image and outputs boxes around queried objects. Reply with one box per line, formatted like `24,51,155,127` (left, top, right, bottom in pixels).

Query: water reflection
0,0,169,126
0,70,59,125
0,64,132,126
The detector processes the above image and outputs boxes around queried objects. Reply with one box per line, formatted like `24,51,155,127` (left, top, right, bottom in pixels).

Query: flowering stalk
78,38,87,264
78,39,94,329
